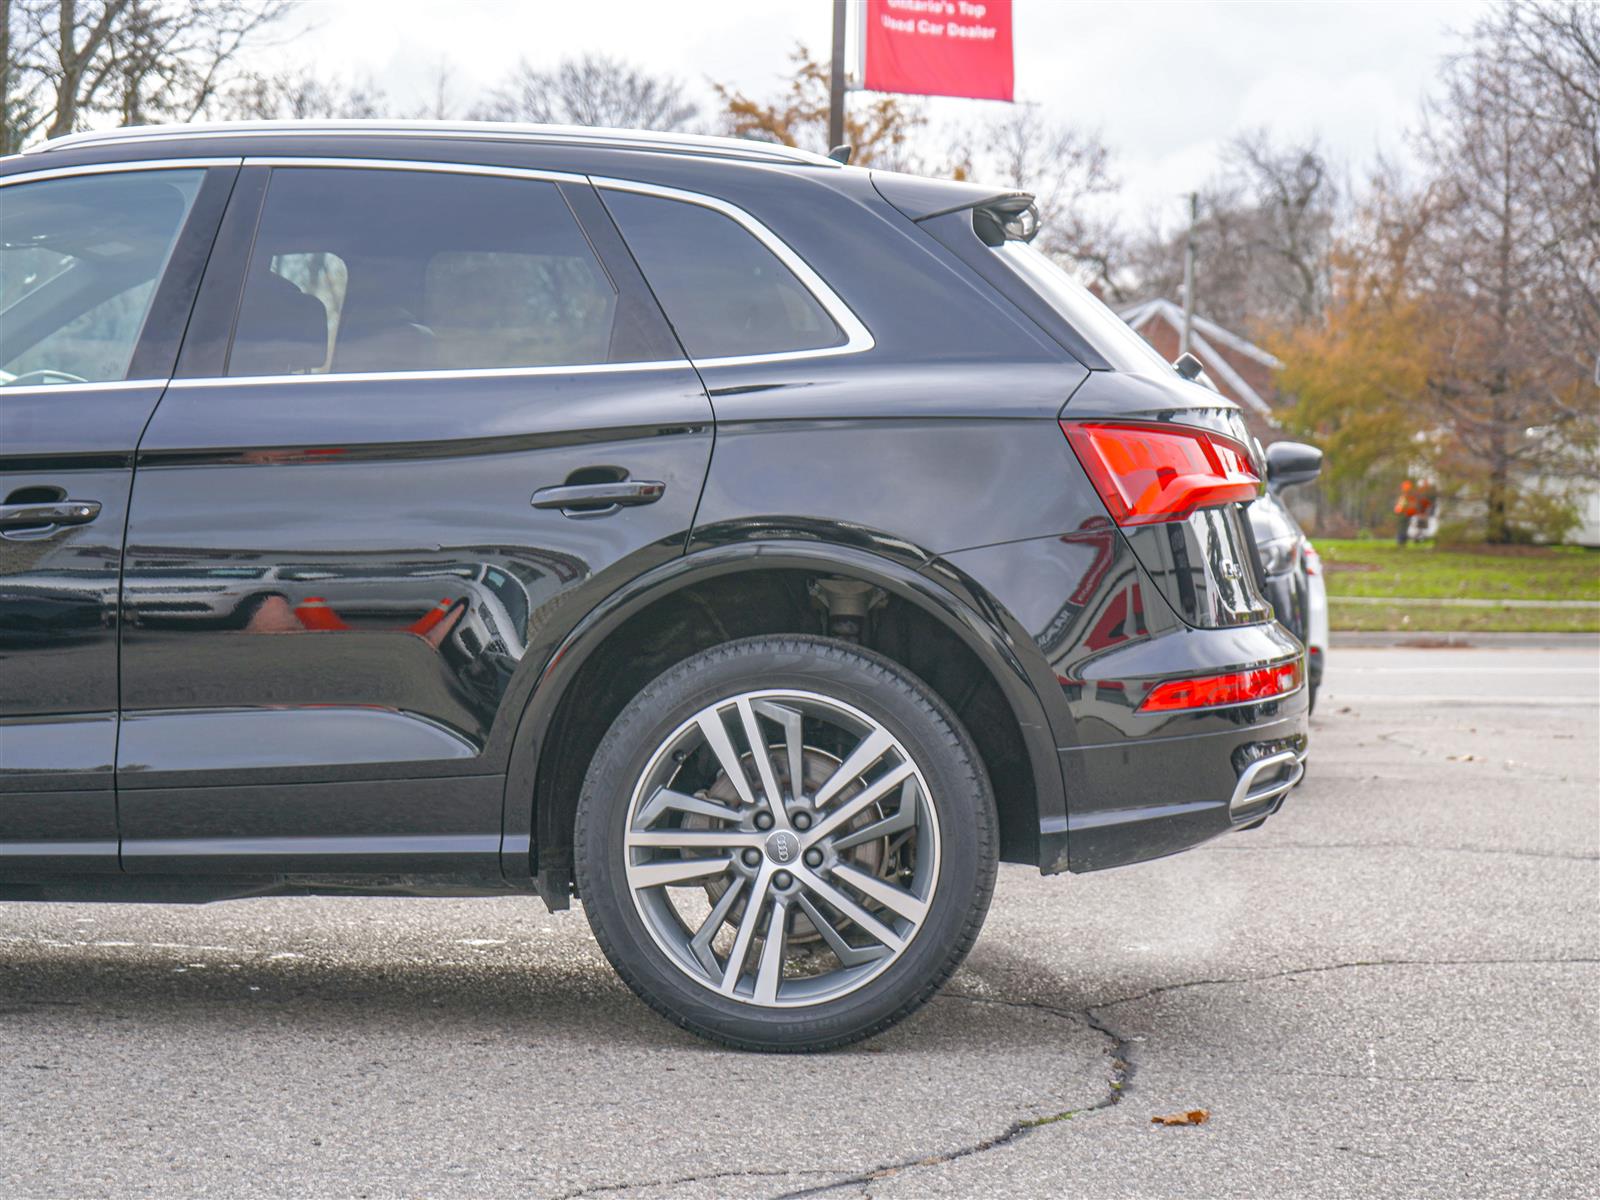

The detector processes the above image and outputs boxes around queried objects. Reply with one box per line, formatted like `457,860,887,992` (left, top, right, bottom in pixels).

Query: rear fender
499,539,1071,892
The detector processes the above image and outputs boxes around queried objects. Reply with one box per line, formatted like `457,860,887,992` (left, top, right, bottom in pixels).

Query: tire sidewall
575,636,996,1050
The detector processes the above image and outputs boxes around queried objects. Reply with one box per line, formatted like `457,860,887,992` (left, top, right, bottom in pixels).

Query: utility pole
1179,191,1198,356
828,0,848,152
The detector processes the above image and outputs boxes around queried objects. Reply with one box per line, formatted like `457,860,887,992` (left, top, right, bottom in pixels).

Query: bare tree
412,59,456,121
945,106,1120,289
3,0,284,149
217,68,387,120
1409,0,1600,541
1121,130,1338,332
2,0,52,153
475,52,697,131
1226,132,1338,324
1480,1,1599,400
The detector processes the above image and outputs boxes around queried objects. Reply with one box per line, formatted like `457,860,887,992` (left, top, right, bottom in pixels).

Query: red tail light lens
1139,658,1304,712
1061,420,1260,526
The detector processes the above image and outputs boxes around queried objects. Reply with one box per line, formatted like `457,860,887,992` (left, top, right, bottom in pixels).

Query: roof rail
26,119,841,168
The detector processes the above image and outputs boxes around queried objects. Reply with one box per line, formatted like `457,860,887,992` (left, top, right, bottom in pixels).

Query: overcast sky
267,0,1489,231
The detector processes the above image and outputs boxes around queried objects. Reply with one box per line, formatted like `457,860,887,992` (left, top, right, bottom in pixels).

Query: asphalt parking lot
3,643,1596,1199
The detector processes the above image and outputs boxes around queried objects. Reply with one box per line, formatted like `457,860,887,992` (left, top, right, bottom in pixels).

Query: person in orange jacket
1394,479,1420,546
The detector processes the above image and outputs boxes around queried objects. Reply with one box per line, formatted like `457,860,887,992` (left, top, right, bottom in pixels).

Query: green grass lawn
1313,538,1600,632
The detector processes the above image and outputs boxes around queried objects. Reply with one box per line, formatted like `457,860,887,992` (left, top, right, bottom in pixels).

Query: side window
227,168,622,377
601,190,844,360
0,169,204,385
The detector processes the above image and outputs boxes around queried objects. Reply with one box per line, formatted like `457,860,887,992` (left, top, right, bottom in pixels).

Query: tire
574,635,998,1052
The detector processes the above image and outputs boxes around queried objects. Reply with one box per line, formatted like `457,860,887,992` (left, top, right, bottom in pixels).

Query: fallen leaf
1151,1109,1210,1127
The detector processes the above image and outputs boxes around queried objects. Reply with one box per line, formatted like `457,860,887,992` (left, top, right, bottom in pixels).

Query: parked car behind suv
1247,441,1327,709
0,121,1308,1051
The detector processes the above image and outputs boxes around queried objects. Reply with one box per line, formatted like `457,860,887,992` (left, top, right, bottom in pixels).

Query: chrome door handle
531,480,665,516
0,500,101,530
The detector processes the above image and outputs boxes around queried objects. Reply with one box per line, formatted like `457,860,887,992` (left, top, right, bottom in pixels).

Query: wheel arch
501,541,1068,908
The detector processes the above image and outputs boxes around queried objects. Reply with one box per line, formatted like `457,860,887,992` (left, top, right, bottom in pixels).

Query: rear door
0,161,233,875
117,159,711,875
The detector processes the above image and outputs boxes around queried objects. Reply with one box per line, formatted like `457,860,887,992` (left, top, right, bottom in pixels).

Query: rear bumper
1046,610,1310,872
1060,705,1308,872
938,529,1310,875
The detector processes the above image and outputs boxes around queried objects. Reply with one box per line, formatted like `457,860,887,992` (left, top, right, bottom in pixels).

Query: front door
116,161,711,875
0,163,231,875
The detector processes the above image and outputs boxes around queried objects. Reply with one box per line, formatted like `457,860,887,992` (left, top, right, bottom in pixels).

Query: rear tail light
1139,658,1304,712
1061,420,1260,526
1303,543,1322,575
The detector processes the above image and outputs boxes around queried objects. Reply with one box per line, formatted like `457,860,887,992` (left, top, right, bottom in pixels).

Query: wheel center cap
764,829,801,865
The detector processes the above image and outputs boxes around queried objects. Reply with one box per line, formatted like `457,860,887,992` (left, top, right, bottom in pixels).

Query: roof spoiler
871,171,1039,242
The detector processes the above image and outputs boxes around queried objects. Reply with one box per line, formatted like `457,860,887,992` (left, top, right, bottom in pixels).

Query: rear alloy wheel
575,635,997,1051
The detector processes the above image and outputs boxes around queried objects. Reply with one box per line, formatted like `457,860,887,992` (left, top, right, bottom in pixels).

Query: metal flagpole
828,0,847,152
1180,191,1198,356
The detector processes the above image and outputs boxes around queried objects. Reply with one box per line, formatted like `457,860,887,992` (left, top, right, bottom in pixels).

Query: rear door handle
0,500,101,531
531,480,665,516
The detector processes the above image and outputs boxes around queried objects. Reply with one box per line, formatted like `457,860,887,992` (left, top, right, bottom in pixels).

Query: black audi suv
0,121,1307,1050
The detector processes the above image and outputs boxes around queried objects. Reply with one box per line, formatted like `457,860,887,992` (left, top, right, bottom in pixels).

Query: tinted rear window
603,190,843,360
993,242,1176,377
228,168,621,377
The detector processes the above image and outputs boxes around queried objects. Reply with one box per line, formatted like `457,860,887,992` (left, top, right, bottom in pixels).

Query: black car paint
0,129,1307,903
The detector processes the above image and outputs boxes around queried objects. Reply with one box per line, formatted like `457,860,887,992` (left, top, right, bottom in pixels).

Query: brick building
1117,298,1285,444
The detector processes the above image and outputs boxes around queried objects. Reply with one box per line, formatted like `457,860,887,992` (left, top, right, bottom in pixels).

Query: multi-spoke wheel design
575,635,996,1051
623,689,940,1007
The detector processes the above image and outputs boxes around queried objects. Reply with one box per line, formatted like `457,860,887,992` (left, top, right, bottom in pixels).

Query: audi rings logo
765,830,800,864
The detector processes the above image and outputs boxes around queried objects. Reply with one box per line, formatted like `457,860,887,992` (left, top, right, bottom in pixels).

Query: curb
1328,595,1599,609
1331,630,1600,650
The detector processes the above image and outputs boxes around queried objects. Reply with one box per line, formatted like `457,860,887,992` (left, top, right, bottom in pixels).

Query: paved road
3,646,1596,1199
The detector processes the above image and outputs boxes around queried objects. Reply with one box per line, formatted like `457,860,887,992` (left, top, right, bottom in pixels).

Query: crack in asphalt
769,993,1134,1200
551,1168,844,1200
761,955,1598,1199
1205,841,1598,862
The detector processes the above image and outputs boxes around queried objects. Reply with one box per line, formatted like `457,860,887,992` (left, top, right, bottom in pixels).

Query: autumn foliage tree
1273,174,1437,528
712,44,925,169
1276,1,1598,542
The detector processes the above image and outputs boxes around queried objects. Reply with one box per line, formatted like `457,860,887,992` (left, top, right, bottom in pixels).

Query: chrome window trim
0,378,172,395
165,361,690,389
590,176,875,368
240,154,589,186
26,120,840,168
0,154,877,386
0,158,241,188
239,160,874,369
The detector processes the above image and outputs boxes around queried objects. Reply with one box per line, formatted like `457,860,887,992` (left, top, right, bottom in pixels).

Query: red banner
862,0,1014,102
